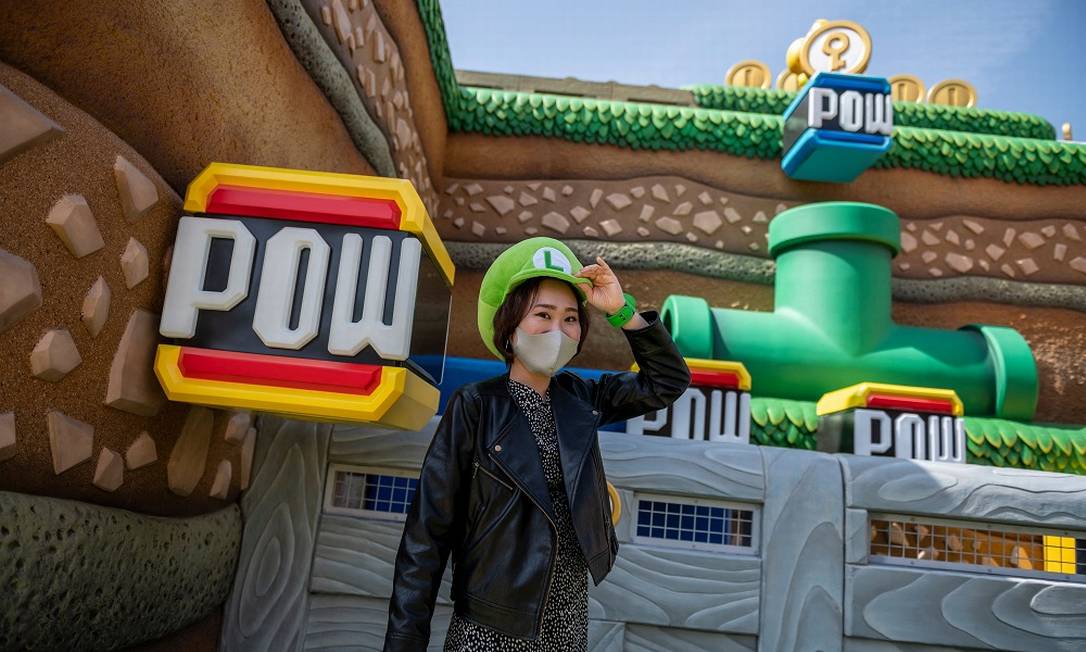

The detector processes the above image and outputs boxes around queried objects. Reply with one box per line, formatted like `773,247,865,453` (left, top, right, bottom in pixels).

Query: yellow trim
631,357,751,391
182,162,455,287
1043,536,1078,575
607,481,622,527
154,344,438,428
816,382,964,417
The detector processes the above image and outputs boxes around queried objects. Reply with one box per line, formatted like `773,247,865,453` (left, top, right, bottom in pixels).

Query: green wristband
606,293,637,328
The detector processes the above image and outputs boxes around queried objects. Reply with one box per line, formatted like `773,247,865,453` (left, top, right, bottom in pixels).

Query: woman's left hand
576,256,625,314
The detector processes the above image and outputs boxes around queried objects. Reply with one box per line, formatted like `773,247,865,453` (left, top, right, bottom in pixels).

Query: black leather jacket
383,312,690,650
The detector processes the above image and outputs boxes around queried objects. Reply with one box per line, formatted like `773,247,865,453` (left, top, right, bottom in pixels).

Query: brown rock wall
0,0,375,194
0,64,241,517
438,177,1086,284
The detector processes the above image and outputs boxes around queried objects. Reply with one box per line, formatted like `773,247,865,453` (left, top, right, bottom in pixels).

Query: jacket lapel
488,385,557,524
550,382,598,508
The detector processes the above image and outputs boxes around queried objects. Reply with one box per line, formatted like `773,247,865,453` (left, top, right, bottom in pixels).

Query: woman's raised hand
575,256,625,314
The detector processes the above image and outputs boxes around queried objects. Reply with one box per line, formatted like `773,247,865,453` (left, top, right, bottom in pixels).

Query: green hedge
747,397,1086,475
688,84,1056,140
457,87,1086,186
415,0,461,124
964,417,1086,474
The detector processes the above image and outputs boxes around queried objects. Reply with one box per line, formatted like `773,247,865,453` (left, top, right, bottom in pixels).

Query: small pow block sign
155,163,453,429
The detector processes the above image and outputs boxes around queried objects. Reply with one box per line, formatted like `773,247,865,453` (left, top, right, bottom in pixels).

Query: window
870,514,1085,581
324,465,418,521
633,494,757,554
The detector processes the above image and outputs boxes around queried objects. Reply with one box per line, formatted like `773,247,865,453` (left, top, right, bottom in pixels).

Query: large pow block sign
626,359,752,444
155,163,453,429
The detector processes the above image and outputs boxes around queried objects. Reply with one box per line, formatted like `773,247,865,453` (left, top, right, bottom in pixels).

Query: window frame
323,463,420,522
630,491,760,555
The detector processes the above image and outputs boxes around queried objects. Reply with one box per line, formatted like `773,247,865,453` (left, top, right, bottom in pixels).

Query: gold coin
799,20,872,76
889,75,925,103
726,60,772,89
777,70,806,92
786,37,805,74
927,79,977,108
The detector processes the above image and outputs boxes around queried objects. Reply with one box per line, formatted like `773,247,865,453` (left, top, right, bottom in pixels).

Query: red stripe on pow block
866,393,956,415
177,347,385,395
205,185,401,229
689,369,741,389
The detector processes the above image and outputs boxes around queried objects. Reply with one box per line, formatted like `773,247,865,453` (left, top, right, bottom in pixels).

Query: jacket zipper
489,452,558,638
472,459,514,492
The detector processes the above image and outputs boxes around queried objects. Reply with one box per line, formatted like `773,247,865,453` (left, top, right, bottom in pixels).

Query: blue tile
651,527,664,538
667,514,680,529
696,517,709,531
696,505,710,517
680,530,694,542
665,529,679,540
709,533,723,545
392,488,406,503
638,511,651,526
711,507,724,519
653,513,665,527
694,531,708,543
681,515,695,530
637,525,650,537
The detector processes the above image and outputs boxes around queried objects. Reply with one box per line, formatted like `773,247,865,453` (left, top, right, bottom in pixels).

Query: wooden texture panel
598,431,764,503
846,564,1086,651
588,620,625,652
329,418,439,469
624,623,758,651
221,416,331,652
840,456,1086,529
589,543,761,633
311,513,452,604
758,447,844,652
844,638,979,651
304,594,451,651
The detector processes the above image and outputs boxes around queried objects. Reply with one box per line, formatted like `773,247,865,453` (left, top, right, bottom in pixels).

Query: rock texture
80,276,110,337
209,460,232,500
0,490,240,650
0,247,42,334
92,447,124,492
119,237,149,288
29,328,82,382
112,155,159,222
46,410,93,475
105,309,165,416
0,82,63,162
45,194,104,258
125,431,157,470
167,407,213,497
223,411,252,445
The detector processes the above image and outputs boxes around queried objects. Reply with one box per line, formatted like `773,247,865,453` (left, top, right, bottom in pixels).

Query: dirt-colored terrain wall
0,64,243,517
0,0,376,193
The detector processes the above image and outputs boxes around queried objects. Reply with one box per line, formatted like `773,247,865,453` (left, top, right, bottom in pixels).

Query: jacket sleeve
590,310,691,425
383,388,478,652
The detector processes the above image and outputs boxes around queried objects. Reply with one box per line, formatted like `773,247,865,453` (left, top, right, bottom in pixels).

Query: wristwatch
606,293,637,328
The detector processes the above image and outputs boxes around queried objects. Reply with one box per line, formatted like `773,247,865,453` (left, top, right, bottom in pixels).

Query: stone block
240,427,256,491
167,406,213,496
541,211,570,234
81,276,110,337
46,410,93,474
30,328,82,381
120,237,149,289
0,247,42,333
223,411,252,444
112,155,158,221
105,309,165,416
0,412,15,461
45,194,104,258
0,83,64,163
209,460,232,499
93,448,124,492
693,210,722,235
125,431,157,470
485,195,515,216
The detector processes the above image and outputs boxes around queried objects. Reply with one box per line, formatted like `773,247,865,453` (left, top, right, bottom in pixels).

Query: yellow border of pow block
182,162,455,287
154,346,439,431
630,358,752,391
816,382,965,417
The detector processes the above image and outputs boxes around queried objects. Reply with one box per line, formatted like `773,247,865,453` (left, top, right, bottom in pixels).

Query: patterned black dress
443,378,589,652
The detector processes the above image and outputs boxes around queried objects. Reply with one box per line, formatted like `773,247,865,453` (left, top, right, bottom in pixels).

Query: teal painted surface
662,202,1039,420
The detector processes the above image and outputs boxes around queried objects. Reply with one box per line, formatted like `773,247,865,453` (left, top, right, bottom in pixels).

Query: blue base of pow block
781,130,892,182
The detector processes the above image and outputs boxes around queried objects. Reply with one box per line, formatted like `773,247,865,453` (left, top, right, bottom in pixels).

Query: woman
384,237,690,652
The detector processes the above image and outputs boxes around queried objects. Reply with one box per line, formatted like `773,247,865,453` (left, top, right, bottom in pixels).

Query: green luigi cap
477,237,592,360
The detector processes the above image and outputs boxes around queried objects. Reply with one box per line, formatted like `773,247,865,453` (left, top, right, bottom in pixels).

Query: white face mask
511,327,579,376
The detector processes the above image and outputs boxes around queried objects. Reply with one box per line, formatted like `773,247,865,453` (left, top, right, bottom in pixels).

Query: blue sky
441,0,1084,139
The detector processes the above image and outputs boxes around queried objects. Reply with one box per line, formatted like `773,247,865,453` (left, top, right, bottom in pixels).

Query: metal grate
635,497,754,551
870,515,1085,579
332,470,418,516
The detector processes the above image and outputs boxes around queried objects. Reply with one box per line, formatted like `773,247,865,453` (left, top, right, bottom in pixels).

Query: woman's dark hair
492,277,590,365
